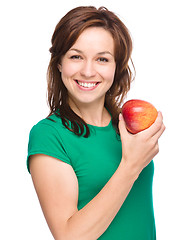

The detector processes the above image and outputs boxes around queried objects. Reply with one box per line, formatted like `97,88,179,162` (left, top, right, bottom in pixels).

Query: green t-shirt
27,114,156,240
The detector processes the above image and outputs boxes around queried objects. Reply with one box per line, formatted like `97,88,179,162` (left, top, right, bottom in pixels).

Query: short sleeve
27,122,72,173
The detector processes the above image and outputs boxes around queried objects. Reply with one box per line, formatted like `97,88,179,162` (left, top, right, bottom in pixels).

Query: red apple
122,99,158,134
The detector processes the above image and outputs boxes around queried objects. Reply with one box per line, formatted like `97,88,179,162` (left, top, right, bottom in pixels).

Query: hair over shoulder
47,6,135,137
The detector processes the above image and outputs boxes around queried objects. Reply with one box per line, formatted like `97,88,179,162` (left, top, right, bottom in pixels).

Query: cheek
61,60,80,80
100,66,116,84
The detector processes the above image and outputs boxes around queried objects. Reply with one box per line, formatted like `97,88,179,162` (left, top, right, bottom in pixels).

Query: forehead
70,27,114,54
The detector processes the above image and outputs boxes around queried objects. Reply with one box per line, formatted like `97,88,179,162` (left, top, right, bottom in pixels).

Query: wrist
120,158,140,182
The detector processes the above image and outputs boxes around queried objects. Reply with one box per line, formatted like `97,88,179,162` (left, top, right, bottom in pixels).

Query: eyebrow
69,48,114,56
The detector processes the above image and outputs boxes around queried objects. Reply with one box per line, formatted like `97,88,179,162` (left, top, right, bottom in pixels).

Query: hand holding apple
119,101,165,176
122,99,158,134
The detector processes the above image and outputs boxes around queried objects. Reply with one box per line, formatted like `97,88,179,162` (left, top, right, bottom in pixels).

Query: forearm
64,160,137,240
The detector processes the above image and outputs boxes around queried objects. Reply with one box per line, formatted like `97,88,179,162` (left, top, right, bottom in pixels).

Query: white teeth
77,81,97,88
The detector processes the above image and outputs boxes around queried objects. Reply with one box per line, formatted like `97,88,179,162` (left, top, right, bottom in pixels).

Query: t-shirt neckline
87,118,112,130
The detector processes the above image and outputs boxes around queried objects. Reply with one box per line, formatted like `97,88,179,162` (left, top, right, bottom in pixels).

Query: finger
154,142,159,156
118,113,130,140
143,111,163,138
152,123,166,141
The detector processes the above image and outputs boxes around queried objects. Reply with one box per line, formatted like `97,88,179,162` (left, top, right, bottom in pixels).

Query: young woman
27,6,165,240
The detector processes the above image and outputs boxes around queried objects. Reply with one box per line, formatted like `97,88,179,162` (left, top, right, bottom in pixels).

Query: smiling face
58,27,116,109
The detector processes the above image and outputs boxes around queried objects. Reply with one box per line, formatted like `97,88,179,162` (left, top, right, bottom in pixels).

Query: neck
69,99,111,127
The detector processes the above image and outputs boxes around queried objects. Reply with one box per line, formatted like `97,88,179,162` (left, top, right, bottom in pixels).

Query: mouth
74,80,100,90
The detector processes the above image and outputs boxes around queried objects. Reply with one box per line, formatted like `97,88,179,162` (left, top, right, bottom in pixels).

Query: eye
70,55,82,60
97,57,108,62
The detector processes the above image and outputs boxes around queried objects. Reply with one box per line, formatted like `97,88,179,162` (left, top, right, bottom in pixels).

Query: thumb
118,113,130,140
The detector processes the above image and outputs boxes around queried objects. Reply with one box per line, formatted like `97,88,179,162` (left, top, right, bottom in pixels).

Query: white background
1,0,187,239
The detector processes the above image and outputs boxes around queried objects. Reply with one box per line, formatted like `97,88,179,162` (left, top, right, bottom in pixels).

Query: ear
57,64,62,72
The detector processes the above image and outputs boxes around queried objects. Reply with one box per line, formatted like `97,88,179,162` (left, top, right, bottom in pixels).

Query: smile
75,80,100,90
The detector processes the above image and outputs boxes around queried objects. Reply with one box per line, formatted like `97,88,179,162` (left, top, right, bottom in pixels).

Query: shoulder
28,114,68,153
28,113,77,153
30,114,65,136
27,114,72,172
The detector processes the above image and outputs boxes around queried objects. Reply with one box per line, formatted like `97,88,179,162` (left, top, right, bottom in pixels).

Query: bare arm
30,112,165,240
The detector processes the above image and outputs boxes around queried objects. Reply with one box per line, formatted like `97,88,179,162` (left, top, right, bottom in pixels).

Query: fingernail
119,113,123,121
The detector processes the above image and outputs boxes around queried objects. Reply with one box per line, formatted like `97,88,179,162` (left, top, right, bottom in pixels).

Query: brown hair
47,6,135,137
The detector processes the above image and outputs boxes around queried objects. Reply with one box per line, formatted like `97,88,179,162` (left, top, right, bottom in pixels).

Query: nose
80,60,96,78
